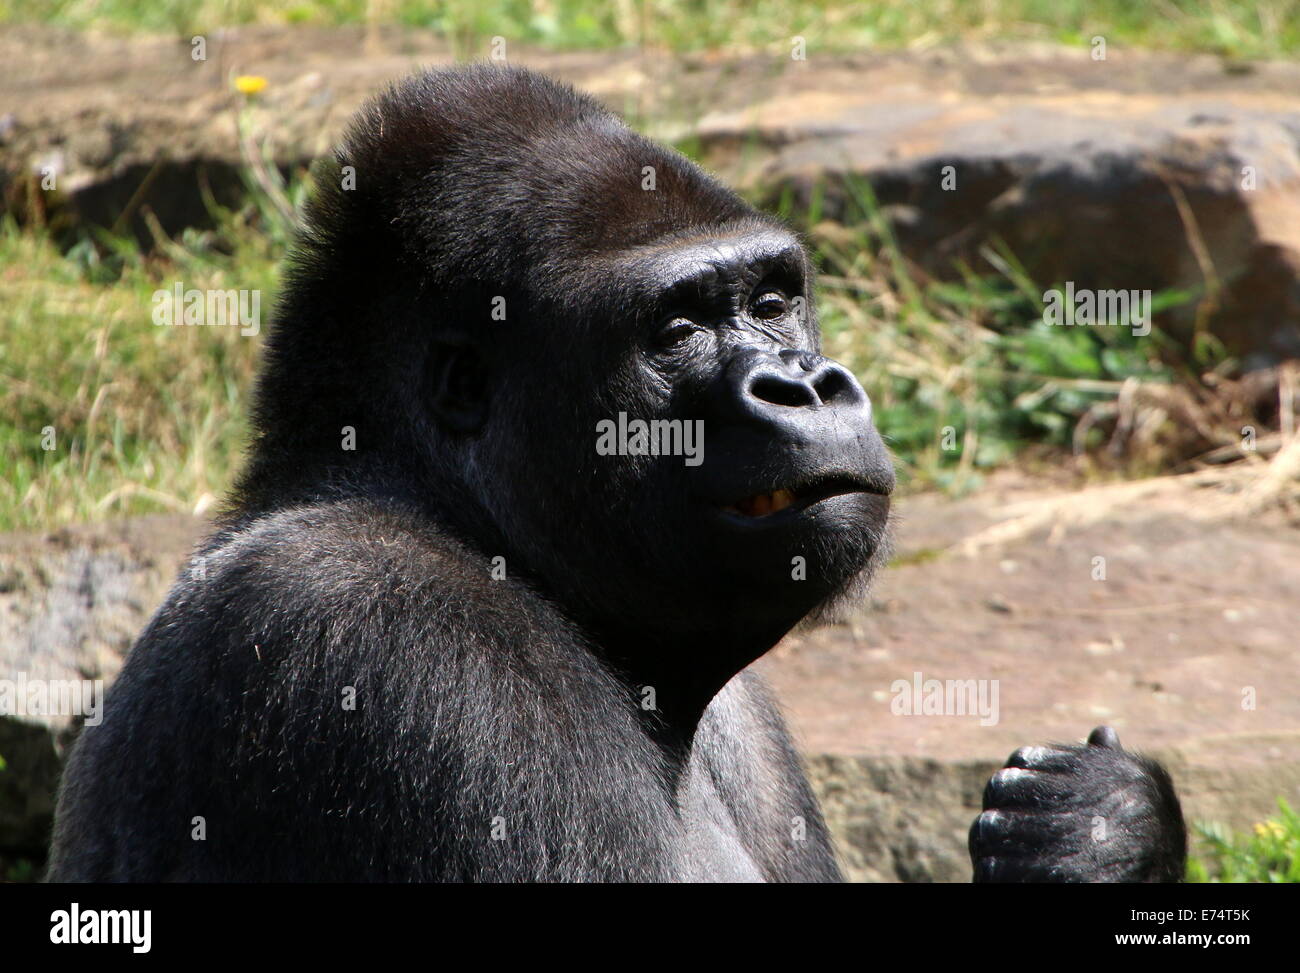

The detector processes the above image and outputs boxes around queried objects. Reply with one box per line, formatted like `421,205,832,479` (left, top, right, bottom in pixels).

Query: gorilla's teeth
733,489,796,518
769,489,795,513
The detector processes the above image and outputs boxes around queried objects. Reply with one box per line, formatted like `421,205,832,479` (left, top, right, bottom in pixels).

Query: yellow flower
234,75,268,96
1254,820,1285,840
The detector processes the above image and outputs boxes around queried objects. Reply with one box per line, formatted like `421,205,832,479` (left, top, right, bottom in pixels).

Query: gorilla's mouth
721,475,877,520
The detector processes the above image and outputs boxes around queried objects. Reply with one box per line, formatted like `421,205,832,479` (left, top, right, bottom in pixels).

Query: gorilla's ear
427,338,490,433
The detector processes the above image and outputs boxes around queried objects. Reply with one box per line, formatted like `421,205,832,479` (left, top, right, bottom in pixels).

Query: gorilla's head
238,64,893,701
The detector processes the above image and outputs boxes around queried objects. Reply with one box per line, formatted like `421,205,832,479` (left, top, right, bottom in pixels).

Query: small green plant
1187,800,1300,882
790,177,1195,493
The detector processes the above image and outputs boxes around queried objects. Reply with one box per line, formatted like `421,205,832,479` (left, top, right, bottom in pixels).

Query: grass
0,216,272,531
1189,800,1300,882
0,98,315,531
6,0,1300,60
775,177,1202,494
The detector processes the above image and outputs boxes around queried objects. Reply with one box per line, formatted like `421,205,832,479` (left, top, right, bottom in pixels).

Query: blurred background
1,1,1299,881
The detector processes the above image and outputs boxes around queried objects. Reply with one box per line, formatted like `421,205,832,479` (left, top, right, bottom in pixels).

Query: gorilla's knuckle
991,766,1036,787
1007,745,1053,768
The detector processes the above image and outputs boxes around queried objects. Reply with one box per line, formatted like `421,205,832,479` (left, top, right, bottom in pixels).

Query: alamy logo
1042,283,1151,337
0,673,103,726
596,413,705,467
151,282,261,336
50,903,151,953
890,671,1000,726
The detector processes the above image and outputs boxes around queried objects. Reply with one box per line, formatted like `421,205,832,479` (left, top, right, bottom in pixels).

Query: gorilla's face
249,65,892,686
466,221,893,647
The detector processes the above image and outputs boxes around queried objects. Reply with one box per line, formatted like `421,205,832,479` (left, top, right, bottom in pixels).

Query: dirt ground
8,23,1298,133
763,471,1300,767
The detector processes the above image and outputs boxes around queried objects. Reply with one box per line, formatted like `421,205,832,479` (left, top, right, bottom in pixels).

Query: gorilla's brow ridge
616,232,806,297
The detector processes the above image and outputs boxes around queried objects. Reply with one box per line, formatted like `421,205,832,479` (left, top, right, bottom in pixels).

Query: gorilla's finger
1004,744,1078,773
982,766,1065,809
1087,725,1123,750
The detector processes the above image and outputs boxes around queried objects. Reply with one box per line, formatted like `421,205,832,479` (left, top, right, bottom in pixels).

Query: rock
696,49,1300,363
0,516,202,859
809,755,993,883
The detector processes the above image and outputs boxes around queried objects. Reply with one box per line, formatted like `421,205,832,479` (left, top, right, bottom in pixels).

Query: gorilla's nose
724,349,872,435
745,349,867,413
709,348,894,497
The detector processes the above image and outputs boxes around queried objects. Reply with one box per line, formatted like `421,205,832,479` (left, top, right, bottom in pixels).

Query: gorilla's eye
751,290,789,321
655,316,697,347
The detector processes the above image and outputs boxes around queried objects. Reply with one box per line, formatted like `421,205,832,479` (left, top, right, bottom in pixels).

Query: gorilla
47,64,1185,882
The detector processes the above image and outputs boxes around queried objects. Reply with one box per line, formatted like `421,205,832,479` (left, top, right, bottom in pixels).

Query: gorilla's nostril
811,366,861,408
751,375,817,408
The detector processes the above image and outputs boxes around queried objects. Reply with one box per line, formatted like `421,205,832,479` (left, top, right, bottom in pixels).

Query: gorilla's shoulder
163,500,584,677
204,500,498,604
